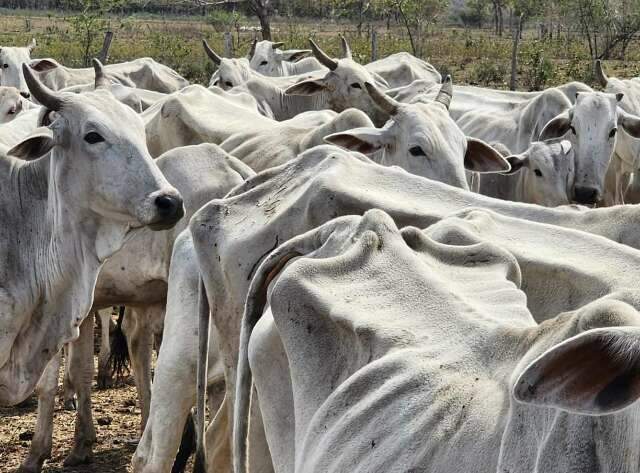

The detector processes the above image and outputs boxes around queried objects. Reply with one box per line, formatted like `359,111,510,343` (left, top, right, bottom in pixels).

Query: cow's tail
108,306,130,383
193,279,211,473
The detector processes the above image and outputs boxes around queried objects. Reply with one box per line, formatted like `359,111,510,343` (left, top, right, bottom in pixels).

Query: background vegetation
0,0,639,90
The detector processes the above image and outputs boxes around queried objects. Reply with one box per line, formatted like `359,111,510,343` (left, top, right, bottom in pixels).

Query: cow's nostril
574,186,599,205
20,92,30,99
155,195,178,215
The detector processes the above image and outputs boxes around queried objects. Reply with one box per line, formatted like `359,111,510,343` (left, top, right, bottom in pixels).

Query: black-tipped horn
435,75,453,110
271,41,285,50
365,82,399,116
92,58,110,90
202,39,222,65
340,35,352,59
248,38,257,59
22,64,63,111
595,60,608,88
309,38,338,71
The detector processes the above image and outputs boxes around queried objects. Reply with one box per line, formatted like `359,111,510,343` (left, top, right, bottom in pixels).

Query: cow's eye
225,81,233,87
260,60,268,66
84,131,105,144
609,128,618,138
2,64,7,69
534,169,543,177
409,146,426,157
213,80,219,86
570,125,576,135
350,83,361,89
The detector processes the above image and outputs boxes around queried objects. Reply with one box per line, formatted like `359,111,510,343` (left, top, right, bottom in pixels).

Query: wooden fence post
98,31,114,64
224,31,234,58
371,30,378,61
510,14,523,91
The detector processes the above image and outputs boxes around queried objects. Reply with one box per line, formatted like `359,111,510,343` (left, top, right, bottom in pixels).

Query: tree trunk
253,2,272,41
510,14,523,91
493,1,499,35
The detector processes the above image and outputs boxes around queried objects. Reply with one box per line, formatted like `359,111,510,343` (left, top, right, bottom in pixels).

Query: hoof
16,466,40,473
97,373,114,390
63,450,93,467
63,397,77,411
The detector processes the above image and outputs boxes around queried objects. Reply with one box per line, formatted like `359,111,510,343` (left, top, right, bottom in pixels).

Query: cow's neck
278,89,329,119
0,151,129,403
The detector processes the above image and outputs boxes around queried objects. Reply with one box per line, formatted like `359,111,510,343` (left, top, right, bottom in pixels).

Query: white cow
478,139,575,206
184,145,640,473
62,81,166,111
595,60,640,204
442,85,640,205
204,40,316,93
142,84,373,165
18,143,252,473
324,78,511,189
248,39,324,77
220,39,389,124
0,61,183,406
28,56,189,93
0,39,37,96
236,208,640,473
0,86,32,123
366,54,441,88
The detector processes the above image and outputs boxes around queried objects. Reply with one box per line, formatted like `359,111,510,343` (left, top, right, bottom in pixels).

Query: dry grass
1,9,640,88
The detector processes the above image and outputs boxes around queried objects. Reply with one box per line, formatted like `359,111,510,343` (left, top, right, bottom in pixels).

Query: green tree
67,0,122,66
386,0,449,57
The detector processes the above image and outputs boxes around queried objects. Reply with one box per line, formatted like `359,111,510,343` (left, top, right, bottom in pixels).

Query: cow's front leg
63,315,97,466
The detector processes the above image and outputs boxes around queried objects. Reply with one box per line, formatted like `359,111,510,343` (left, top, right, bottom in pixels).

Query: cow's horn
365,82,399,116
595,60,609,87
309,38,338,71
340,35,352,59
92,58,110,90
435,75,453,110
22,63,63,111
202,39,222,65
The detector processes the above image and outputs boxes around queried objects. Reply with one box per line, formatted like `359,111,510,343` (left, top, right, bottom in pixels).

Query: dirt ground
0,368,143,473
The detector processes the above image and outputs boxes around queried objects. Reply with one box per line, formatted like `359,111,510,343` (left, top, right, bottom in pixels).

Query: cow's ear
8,127,55,160
618,109,640,138
559,139,572,155
281,49,312,62
285,78,328,96
503,154,528,175
324,127,388,155
514,327,640,415
29,58,58,72
539,111,573,140
465,137,511,173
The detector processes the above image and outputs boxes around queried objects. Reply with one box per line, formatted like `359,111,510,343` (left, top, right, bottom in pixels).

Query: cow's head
0,86,27,124
285,37,390,125
8,60,184,234
203,40,252,90
540,91,640,205
0,39,36,97
499,139,575,206
249,39,312,76
324,77,510,189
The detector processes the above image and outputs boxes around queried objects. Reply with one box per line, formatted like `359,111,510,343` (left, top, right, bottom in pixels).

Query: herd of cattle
3,33,640,473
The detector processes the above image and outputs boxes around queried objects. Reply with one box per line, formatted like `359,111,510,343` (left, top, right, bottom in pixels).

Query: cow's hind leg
63,316,97,466
97,309,115,389
16,351,61,473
